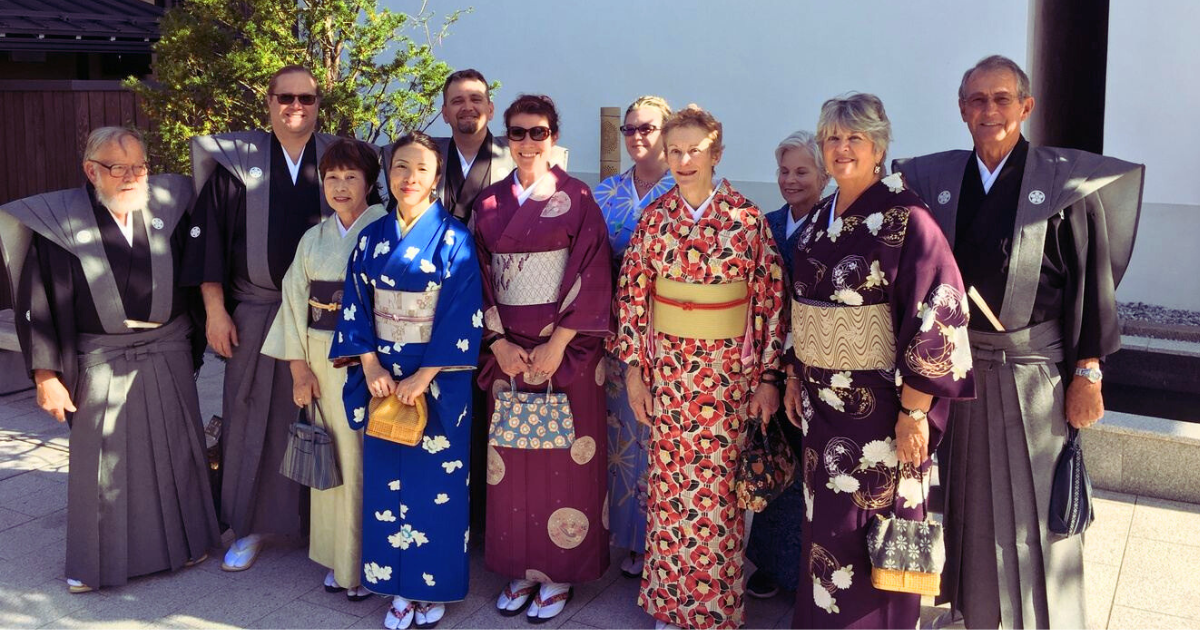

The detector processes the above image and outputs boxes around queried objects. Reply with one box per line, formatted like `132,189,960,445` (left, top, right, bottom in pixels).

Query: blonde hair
815,93,891,174
661,104,724,158
625,95,672,121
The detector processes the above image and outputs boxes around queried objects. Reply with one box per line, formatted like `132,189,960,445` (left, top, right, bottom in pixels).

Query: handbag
205,414,223,516
866,465,944,597
279,404,343,490
366,393,428,446
488,377,575,449
735,416,797,513
1049,426,1095,537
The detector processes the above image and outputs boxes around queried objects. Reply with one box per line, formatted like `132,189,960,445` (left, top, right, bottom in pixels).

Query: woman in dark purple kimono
782,93,975,629
471,94,613,623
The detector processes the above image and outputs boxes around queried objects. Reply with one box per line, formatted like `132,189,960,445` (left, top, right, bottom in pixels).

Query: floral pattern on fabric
613,180,786,629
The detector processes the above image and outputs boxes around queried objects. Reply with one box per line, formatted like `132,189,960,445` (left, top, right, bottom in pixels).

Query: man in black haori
1,127,219,593
896,55,1144,629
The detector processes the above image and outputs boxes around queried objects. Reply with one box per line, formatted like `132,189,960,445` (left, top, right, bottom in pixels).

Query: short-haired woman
782,93,974,629
263,138,386,602
330,131,483,630
593,95,675,580
472,94,614,623
613,105,787,629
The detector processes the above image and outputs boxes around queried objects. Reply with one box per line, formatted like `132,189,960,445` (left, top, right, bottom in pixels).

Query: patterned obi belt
492,248,567,307
307,280,344,332
652,278,749,339
791,297,896,371
373,287,439,344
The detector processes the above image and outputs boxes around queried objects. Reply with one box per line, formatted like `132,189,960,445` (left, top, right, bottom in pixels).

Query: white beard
97,185,149,218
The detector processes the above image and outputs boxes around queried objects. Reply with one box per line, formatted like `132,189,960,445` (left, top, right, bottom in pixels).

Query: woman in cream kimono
263,139,386,600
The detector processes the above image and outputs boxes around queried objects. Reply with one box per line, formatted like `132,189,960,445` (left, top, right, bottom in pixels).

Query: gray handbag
866,465,944,597
488,377,576,450
279,403,343,490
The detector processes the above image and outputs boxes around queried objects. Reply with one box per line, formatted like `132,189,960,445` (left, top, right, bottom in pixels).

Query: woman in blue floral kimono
331,132,483,630
593,95,674,579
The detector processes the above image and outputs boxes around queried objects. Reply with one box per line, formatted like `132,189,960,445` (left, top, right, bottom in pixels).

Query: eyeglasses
506,126,551,142
619,123,660,137
271,93,319,106
88,160,148,178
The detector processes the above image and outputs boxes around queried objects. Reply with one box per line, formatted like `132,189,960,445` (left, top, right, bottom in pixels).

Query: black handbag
1049,426,1094,537
735,417,797,513
279,403,343,490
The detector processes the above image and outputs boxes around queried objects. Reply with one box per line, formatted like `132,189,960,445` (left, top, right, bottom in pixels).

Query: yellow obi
374,287,439,345
652,278,748,340
791,298,896,371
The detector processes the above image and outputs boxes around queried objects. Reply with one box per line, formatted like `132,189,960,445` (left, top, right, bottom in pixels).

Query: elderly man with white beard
0,126,220,593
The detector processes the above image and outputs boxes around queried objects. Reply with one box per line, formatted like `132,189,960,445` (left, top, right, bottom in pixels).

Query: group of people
0,53,1144,630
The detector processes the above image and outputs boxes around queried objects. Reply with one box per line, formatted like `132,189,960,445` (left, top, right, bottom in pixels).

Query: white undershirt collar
110,210,134,246
785,208,807,238
680,187,719,222
514,171,553,206
457,147,476,178
975,148,1014,195
281,147,303,184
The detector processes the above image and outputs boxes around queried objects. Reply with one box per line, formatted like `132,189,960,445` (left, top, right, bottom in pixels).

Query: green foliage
125,0,470,173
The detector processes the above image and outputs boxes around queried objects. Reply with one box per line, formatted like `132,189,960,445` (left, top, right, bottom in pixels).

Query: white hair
83,126,145,162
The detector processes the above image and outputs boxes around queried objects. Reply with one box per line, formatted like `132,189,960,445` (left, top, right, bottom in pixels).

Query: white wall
396,0,1028,203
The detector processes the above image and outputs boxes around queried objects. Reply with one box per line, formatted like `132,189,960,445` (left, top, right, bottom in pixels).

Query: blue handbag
488,378,575,450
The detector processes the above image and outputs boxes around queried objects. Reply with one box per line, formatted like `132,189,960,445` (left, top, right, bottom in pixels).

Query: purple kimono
472,166,614,584
789,174,974,629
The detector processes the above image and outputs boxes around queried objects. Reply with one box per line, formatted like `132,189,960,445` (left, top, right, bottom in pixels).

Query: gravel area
1119,302,1200,327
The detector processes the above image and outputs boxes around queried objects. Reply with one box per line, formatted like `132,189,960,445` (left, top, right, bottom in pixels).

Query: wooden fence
0,80,149,205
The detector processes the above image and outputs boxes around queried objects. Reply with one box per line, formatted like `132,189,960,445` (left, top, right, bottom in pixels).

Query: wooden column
600,107,621,180
1026,0,1110,152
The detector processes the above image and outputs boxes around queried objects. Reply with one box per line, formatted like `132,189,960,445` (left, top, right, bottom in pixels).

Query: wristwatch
1074,366,1103,383
900,406,928,422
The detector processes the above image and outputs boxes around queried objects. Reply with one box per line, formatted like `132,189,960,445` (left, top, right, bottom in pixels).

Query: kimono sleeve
556,187,614,337
471,206,506,341
747,210,787,383
611,203,655,384
421,225,483,371
329,229,376,360
15,236,65,375
262,228,314,363
1066,196,1120,363
180,166,239,287
891,205,975,416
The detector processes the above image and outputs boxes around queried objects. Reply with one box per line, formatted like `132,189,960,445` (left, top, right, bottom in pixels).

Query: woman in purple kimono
782,93,974,629
472,94,614,623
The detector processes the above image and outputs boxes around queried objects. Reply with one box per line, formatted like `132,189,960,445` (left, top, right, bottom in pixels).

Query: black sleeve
16,235,67,375
171,216,207,372
180,166,241,287
1066,199,1118,363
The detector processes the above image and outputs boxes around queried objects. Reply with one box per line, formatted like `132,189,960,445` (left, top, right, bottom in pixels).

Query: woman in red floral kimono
783,93,974,629
613,105,787,630
472,94,613,624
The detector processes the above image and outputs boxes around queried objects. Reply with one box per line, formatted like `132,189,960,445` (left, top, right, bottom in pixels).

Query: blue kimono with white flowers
330,201,483,601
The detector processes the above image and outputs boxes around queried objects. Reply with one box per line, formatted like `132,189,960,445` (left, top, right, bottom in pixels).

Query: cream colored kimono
263,203,386,587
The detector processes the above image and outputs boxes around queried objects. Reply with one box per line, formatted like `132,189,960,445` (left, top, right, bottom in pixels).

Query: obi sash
791,297,896,371
373,287,439,344
651,278,749,340
492,248,568,307
307,280,344,332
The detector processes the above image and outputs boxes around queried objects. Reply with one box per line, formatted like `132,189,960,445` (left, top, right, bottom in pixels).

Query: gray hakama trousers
219,284,304,537
940,320,1087,629
67,316,221,588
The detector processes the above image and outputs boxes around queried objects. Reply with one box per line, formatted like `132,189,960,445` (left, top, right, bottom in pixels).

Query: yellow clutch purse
365,393,427,446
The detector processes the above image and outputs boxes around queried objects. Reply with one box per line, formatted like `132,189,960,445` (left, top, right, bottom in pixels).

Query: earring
873,164,881,175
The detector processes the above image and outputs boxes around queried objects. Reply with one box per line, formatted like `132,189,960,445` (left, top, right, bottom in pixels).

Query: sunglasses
272,93,318,106
619,123,660,137
507,126,552,142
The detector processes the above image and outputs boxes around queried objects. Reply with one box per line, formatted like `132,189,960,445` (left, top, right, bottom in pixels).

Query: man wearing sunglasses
182,64,342,572
0,127,220,592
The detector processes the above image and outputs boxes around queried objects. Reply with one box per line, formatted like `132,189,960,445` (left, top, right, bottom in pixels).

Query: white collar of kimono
513,170,554,206
335,207,370,238
396,203,432,237
680,186,719,222
109,207,134,246
457,147,475,178
786,208,806,238
281,146,303,184
626,168,664,205
827,189,840,230
975,147,1014,195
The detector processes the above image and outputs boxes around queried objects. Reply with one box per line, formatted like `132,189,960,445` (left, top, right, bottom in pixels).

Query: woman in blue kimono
592,95,674,579
331,132,483,630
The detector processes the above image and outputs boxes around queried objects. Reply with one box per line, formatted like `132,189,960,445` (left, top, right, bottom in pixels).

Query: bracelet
786,375,800,381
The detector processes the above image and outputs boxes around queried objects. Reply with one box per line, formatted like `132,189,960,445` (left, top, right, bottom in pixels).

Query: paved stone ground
2,357,1199,629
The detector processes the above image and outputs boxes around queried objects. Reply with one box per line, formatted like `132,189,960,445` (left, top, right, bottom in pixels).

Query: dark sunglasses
272,92,318,106
619,123,660,137
506,126,551,142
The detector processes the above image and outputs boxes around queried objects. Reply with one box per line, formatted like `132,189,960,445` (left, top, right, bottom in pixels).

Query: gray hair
958,54,1032,101
815,93,891,173
774,130,829,187
83,126,145,162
